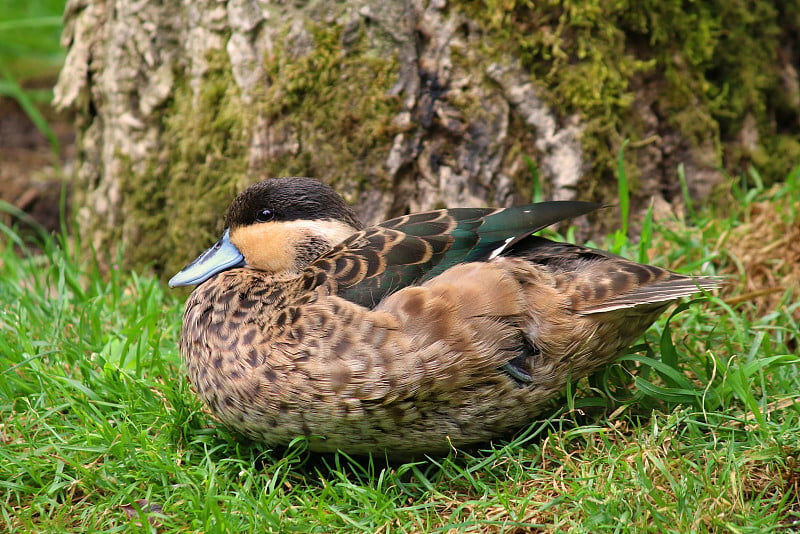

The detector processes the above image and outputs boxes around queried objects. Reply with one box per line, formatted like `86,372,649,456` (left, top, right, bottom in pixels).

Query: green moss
122,48,251,275
121,23,400,275
457,0,800,189
751,135,800,180
458,0,654,182
641,0,784,158
258,23,401,200
121,2,797,274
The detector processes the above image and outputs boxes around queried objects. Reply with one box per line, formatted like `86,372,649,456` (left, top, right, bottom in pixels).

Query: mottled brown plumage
170,177,719,457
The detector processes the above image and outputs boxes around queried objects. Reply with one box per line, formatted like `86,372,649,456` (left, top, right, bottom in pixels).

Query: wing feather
304,201,601,307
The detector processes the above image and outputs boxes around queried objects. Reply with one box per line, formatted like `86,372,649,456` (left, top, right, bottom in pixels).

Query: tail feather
578,276,722,314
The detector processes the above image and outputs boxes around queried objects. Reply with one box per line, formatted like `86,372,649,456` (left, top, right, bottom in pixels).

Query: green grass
1,169,799,533
0,0,68,154
0,0,65,81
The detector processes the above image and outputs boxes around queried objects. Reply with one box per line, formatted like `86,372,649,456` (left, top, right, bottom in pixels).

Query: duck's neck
287,219,360,273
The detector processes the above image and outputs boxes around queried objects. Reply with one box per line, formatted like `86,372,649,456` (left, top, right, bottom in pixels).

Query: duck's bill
169,229,245,287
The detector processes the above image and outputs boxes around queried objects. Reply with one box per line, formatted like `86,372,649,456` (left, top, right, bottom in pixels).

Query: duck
169,176,719,457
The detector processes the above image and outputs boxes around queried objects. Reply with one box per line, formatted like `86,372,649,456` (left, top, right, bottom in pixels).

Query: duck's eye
255,208,275,222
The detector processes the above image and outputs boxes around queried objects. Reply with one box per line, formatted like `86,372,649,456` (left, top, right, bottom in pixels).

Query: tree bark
54,0,799,274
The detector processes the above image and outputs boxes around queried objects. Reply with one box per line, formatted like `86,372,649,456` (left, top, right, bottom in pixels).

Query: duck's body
171,177,718,457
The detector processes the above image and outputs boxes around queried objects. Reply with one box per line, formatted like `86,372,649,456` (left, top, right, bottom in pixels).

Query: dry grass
716,189,800,320
422,417,799,533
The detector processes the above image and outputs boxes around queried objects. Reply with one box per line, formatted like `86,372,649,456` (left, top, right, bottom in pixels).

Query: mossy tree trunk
55,0,799,275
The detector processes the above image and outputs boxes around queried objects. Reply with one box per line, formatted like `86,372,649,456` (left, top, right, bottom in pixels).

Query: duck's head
169,177,362,288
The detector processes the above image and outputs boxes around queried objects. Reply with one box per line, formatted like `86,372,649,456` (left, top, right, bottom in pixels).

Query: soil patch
0,84,74,234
